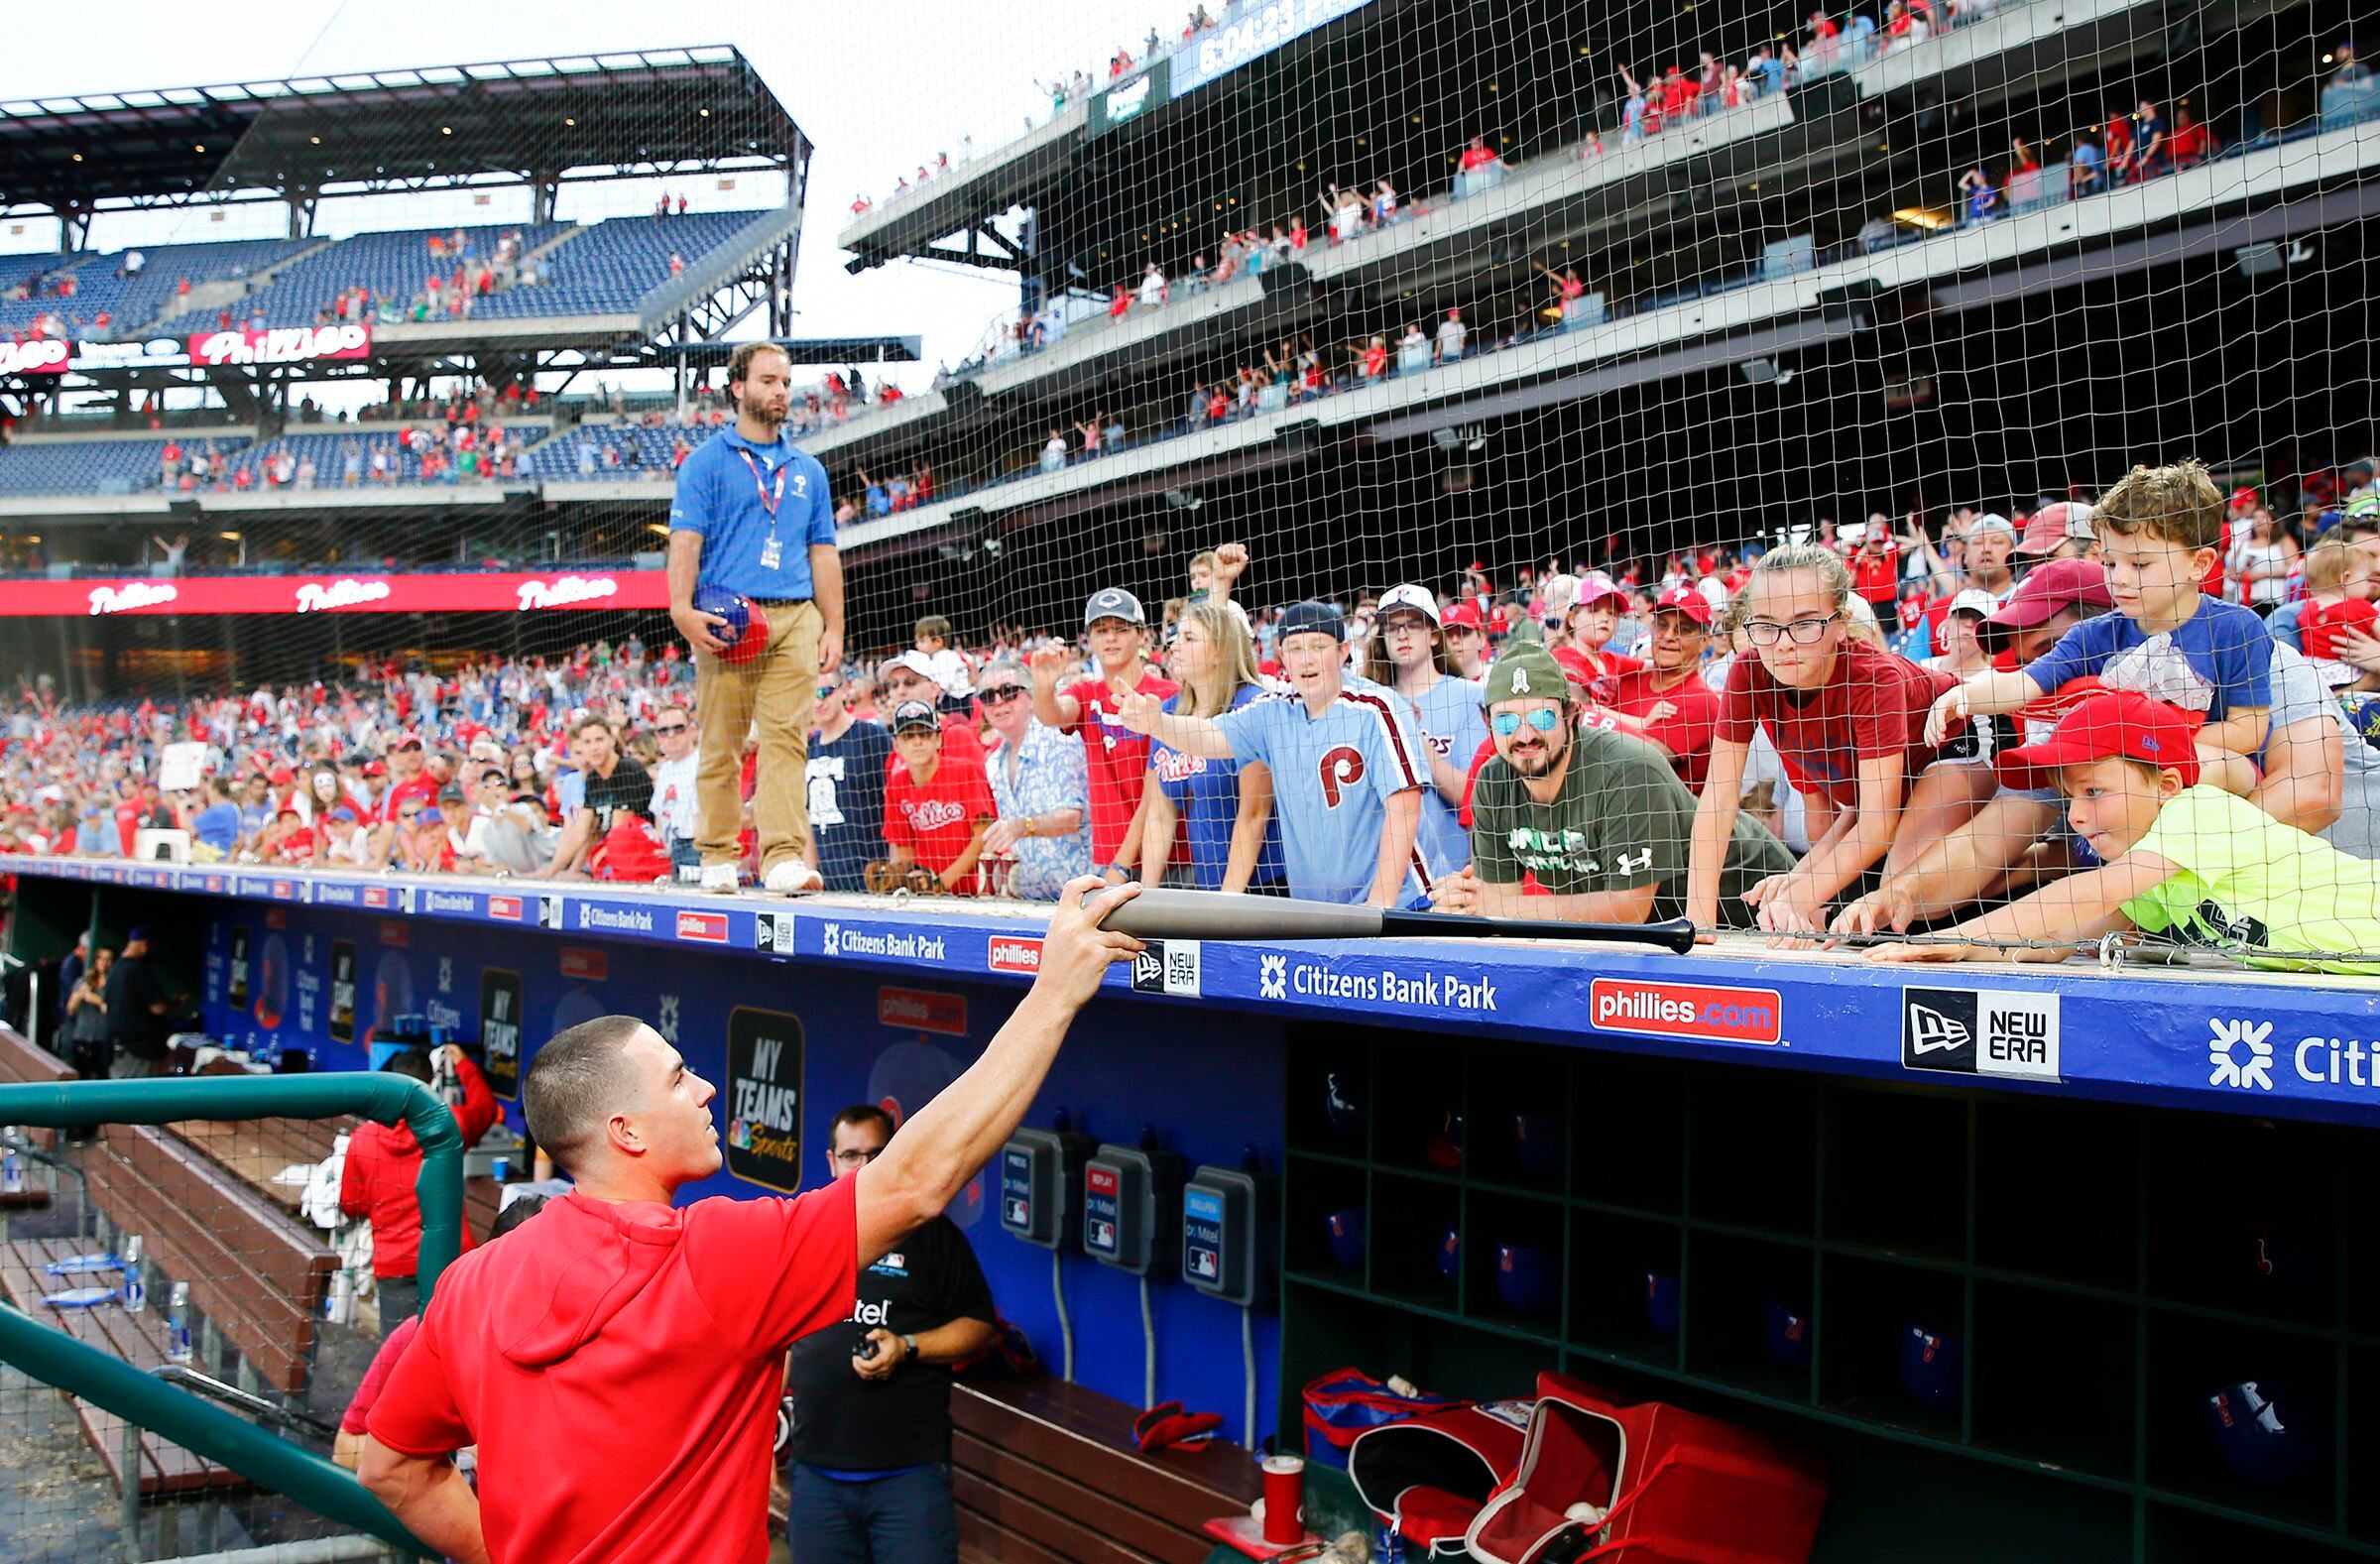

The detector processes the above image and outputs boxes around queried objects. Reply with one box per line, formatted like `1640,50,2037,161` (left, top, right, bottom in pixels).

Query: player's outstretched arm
1110,683,1235,759
855,880,1142,1265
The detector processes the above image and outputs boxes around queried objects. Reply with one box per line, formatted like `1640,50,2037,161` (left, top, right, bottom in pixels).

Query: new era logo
1901,987,2061,1082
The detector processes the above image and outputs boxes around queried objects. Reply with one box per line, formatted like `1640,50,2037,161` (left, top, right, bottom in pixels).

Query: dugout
5,859,2375,1561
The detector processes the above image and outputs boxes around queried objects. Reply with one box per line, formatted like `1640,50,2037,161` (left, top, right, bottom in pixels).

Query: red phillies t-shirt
1601,668,1721,791
1063,668,1180,866
1717,642,1958,808
378,773,437,825
1849,544,1900,604
369,1181,857,1564
884,757,998,893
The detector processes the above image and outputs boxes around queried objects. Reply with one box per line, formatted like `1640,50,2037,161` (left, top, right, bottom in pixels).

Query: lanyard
737,448,787,522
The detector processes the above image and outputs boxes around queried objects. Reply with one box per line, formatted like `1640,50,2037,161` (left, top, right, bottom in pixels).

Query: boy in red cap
1870,689,2380,972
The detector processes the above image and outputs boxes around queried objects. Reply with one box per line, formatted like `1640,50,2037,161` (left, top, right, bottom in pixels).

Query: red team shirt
1063,670,1180,867
368,1178,859,1564
883,757,998,893
1716,642,1958,808
1595,668,1722,791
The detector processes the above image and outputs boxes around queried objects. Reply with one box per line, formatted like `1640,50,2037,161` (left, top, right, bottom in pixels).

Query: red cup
1260,1453,1305,1545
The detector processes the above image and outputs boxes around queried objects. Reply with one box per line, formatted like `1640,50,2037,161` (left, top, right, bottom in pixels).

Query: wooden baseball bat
1091,888,1699,955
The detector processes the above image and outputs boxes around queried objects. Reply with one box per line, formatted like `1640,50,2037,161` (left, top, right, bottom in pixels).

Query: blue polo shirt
667,428,837,601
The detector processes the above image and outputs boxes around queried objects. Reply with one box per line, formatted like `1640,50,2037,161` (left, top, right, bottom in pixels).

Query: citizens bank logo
1259,953,1288,1002
1907,1005,1970,1054
822,921,842,956
2209,1019,2276,1091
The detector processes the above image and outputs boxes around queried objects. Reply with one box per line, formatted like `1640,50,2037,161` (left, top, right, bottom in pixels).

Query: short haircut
571,714,613,740
654,704,689,726
523,1015,649,1174
2092,460,2225,551
2302,536,2363,593
487,1192,548,1242
913,614,952,644
728,340,789,386
383,1048,432,1084
830,1104,895,1143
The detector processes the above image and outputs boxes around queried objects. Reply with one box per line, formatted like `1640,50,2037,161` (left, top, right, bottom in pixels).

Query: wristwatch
900,1333,919,1358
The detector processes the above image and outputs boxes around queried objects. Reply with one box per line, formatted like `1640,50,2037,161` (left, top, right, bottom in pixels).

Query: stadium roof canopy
0,47,806,217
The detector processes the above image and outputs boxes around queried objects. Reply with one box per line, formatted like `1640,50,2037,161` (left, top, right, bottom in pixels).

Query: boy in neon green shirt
1871,689,2380,974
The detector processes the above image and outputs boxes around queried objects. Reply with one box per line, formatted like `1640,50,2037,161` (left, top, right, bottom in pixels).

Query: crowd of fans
7,462,2380,969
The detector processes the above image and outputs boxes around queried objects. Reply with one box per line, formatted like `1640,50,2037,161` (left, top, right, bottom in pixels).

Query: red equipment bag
1300,1367,1461,1469
1464,1373,1828,1564
1346,1394,1538,1557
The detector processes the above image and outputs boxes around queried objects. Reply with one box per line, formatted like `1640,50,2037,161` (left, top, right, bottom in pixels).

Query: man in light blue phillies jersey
1113,601,1432,905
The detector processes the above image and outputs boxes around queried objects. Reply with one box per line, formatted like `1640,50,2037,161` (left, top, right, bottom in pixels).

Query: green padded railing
0,1073,463,1557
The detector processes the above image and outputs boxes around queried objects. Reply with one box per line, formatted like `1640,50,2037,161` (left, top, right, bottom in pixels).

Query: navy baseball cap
327,805,358,822
1083,587,1145,627
126,925,150,943
890,700,941,736
1277,600,1347,644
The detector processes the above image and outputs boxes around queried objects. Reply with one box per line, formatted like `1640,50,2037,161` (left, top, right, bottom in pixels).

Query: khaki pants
694,598,819,874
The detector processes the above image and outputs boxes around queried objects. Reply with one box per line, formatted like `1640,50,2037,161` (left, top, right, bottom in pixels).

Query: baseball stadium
0,0,2376,1560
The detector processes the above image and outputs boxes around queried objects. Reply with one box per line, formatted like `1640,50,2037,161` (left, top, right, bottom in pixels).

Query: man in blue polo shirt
668,341,845,895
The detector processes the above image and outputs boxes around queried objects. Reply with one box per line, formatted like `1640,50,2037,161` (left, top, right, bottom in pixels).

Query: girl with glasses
1685,542,1997,943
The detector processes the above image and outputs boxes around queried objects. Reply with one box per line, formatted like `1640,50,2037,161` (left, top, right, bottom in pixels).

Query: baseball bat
1090,888,1700,955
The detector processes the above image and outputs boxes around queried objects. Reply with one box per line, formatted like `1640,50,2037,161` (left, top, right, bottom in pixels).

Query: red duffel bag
1464,1373,1828,1563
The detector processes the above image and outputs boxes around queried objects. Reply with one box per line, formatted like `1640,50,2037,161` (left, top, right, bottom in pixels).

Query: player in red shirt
1593,586,1723,790
880,701,999,894
1029,587,1180,879
360,885,1145,1564
1686,543,1992,942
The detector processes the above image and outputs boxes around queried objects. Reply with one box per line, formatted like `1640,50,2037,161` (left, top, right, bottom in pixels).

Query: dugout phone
1083,1142,1183,1274
1182,1162,1274,1306
999,1124,1093,1249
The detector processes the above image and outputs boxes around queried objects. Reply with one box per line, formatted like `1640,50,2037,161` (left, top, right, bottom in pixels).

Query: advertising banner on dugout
3,570,668,618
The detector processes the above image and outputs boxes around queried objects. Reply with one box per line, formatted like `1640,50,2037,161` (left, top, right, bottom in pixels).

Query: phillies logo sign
1317,744,1366,807
295,578,393,614
517,574,620,611
902,797,969,832
187,323,371,367
0,339,71,377
89,582,178,616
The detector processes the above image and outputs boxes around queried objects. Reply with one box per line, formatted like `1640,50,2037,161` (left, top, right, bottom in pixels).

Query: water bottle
326,1267,354,1325
167,1282,192,1362
120,1236,146,1314
1,1145,23,1195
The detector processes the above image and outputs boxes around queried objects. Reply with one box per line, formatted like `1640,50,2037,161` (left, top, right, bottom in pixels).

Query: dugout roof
0,47,805,213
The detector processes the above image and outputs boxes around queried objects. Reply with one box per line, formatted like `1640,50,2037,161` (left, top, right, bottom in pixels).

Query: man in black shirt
102,926,173,1078
784,1106,997,1563
805,670,892,893
536,716,654,878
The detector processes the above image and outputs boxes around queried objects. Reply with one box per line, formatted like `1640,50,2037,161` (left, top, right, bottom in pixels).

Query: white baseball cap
1948,588,1999,618
882,650,941,684
1377,583,1442,626
1969,512,2018,540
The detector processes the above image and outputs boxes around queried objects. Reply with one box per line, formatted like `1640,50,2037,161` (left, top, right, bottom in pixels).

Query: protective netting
1,0,2378,980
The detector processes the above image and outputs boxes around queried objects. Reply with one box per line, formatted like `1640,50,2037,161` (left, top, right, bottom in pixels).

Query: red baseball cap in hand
1993,689,2204,791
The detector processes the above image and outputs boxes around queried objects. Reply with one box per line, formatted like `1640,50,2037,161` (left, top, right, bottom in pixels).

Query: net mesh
0,0,2375,981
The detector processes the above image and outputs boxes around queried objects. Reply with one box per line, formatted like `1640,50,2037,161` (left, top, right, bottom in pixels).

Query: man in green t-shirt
1870,689,2380,974
1435,646,1794,928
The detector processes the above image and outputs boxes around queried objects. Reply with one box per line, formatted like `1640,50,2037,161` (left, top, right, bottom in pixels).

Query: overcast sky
0,0,1174,392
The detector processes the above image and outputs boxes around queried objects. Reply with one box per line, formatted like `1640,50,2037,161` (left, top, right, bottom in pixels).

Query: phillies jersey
1217,674,1434,904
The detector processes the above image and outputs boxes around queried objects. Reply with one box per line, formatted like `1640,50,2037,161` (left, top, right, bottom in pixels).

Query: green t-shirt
1470,728,1793,927
2123,784,2380,974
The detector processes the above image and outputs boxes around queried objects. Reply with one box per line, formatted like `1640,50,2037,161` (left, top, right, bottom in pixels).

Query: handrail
0,1073,460,1557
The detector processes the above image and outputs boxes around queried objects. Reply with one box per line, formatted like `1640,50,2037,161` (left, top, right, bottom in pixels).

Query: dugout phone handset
1000,1117,1095,1250
1083,1136,1184,1275
1182,1153,1275,1306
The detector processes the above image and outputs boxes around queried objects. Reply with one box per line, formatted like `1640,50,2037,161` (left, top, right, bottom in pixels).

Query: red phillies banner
185,324,373,367
0,570,668,618
0,339,73,377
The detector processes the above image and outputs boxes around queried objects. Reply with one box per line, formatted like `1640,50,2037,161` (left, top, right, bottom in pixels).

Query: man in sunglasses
1433,645,1790,928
